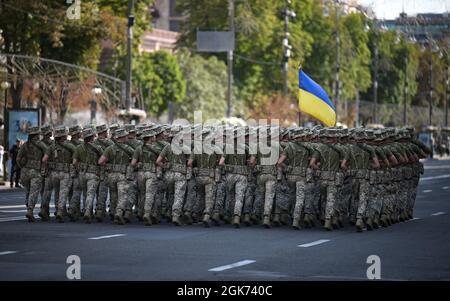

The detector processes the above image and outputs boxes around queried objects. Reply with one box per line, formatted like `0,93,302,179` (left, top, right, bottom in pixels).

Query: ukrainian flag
298,69,336,127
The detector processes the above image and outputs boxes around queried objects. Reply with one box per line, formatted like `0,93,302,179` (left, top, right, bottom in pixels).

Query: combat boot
26,208,35,222
95,210,104,223
212,212,221,226
150,214,160,224
355,218,364,232
262,215,271,229
202,214,211,228
366,218,373,231
303,214,311,228
124,210,133,223
242,213,251,226
373,217,380,229
114,210,125,225
272,214,281,227
380,215,390,227
56,211,65,223
292,218,300,230
324,218,332,231
331,216,340,229
172,215,182,226
38,210,49,222
250,215,260,225
307,214,316,227
143,213,152,226
184,211,193,225
83,212,92,224
338,215,345,228
232,215,241,228
408,210,413,220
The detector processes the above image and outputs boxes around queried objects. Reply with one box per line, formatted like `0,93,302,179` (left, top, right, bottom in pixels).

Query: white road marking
431,212,446,216
0,251,18,256
0,215,39,222
0,204,54,209
0,210,28,213
443,186,449,190
298,239,330,248
208,260,256,272
423,190,432,193
420,174,450,182
88,234,126,240
424,165,450,170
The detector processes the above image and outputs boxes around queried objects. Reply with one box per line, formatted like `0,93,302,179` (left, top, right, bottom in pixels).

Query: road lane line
88,234,126,240
423,190,432,193
431,212,446,216
0,215,39,222
0,204,55,209
208,260,256,272
420,174,450,182
0,210,28,213
443,186,449,190
424,165,450,170
298,239,330,248
0,251,18,256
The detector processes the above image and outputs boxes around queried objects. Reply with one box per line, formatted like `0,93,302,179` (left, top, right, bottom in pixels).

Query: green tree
134,51,185,117
175,49,228,121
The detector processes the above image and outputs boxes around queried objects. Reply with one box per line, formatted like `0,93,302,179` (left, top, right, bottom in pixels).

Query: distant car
418,132,434,159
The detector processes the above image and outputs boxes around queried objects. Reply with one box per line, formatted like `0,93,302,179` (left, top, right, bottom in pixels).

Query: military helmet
124,124,136,133
113,129,128,139
27,126,41,136
40,124,53,136
96,124,108,134
109,123,120,133
53,125,68,138
140,128,154,139
69,125,82,135
82,127,96,139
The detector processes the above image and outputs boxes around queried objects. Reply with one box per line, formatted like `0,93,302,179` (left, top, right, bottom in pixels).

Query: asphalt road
0,159,449,281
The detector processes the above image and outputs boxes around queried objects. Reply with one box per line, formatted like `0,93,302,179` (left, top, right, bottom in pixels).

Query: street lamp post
334,0,340,121
446,66,449,127
403,56,408,125
429,47,433,126
1,81,10,183
282,0,295,98
91,87,102,124
226,0,235,118
125,0,135,115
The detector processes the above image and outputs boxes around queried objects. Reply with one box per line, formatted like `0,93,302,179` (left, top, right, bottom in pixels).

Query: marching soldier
68,125,83,221
42,126,77,223
17,126,48,222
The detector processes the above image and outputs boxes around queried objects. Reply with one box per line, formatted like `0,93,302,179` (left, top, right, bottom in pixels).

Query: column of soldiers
16,123,429,232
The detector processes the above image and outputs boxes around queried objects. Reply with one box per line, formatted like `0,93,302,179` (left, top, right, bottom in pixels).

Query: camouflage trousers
96,178,108,216
355,179,370,219
163,171,187,217
243,176,256,214
126,180,138,215
49,171,73,214
214,179,227,217
41,176,58,214
136,171,159,216
107,172,130,216
381,183,395,217
225,173,248,217
184,178,199,215
69,175,82,215
305,177,321,219
257,173,277,218
336,176,352,218
408,176,420,213
286,175,306,221
276,175,295,215
195,175,217,216
320,180,338,220
79,172,99,215
20,167,43,210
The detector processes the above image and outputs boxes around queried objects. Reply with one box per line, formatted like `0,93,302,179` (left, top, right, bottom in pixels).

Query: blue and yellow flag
298,69,336,127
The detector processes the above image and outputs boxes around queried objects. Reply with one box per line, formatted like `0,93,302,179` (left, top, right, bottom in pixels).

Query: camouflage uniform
39,125,55,216
222,138,249,227
159,142,190,224
68,125,83,220
133,128,162,225
45,126,76,222
102,129,134,224
124,124,142,220
17,127,48,222
281,130,313,229
73,127,102,223
93,125,114,220
312,129,348,231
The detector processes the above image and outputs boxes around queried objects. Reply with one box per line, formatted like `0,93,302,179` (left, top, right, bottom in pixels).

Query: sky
359,0,450,19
